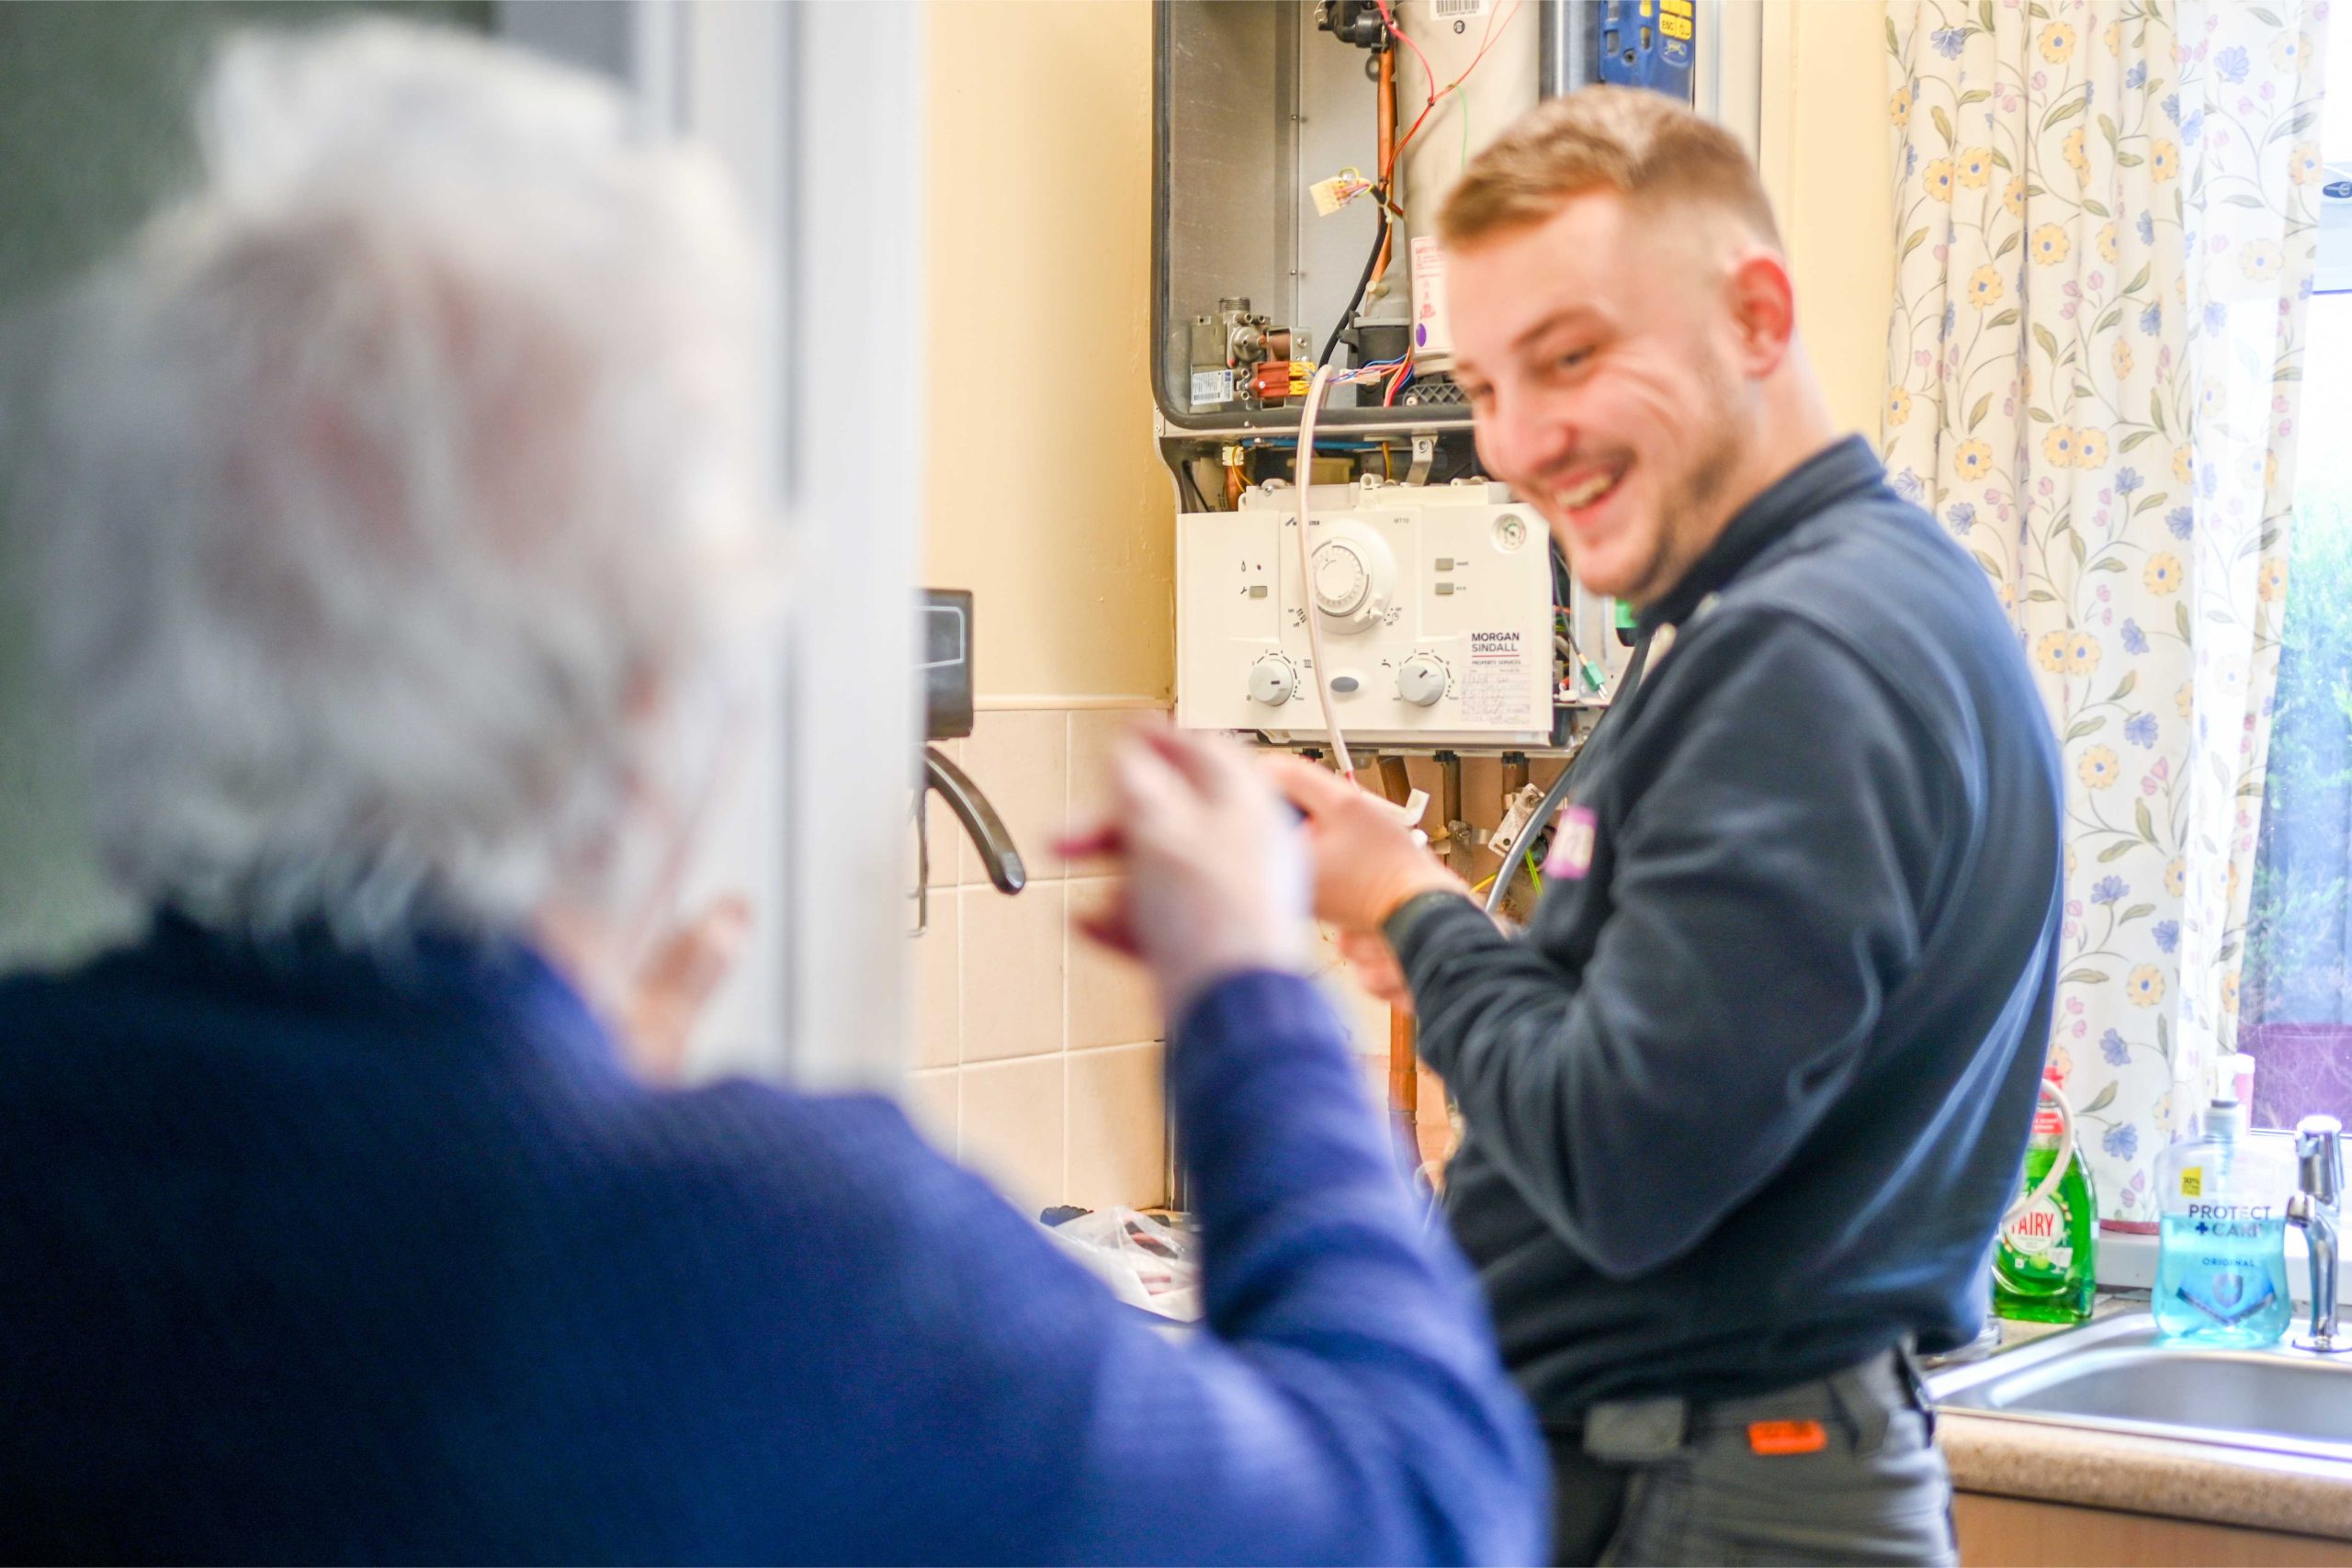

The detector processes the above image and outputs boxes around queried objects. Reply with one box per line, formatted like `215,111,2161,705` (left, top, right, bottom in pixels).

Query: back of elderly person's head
16,21,769,947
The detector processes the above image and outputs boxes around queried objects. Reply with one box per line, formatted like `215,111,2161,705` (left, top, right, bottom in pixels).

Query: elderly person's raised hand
1057,727,1313,1021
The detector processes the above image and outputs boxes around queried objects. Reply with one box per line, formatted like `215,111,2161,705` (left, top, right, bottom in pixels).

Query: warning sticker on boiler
1461,630,1529,726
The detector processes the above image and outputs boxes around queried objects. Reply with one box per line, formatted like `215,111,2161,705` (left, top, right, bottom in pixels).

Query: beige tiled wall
909,705,1171,1218
910,710,1562,1211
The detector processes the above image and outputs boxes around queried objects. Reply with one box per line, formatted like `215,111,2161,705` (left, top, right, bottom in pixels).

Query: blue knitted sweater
0,914,1544,1563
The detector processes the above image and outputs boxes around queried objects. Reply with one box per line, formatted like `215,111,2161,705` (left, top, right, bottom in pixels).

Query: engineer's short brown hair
1440,86,1781,251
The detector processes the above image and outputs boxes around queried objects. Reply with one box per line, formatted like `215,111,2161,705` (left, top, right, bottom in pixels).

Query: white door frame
499,0,926,1091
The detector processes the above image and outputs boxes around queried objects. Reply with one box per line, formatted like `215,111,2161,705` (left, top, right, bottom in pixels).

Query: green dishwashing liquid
1993,1072,2098,1325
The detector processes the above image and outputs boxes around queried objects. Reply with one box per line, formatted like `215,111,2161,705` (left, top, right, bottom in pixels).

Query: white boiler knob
1397,655,1448,706
1248,656,1297,706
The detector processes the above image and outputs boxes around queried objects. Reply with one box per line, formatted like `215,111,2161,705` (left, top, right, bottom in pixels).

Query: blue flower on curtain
1885,0,2328,1221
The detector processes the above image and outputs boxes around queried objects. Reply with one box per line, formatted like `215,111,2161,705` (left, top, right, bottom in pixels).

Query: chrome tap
2287,1113,2347,1353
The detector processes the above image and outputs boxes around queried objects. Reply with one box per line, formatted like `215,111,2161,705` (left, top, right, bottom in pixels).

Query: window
2241,34,2352,1127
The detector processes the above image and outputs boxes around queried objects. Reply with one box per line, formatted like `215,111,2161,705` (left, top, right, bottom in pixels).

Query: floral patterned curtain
1883,0,2327,1223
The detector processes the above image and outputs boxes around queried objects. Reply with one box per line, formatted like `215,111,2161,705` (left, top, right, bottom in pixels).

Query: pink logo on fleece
1544,804,1598,880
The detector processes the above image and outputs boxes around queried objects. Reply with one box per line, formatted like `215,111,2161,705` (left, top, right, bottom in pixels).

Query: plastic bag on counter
1044,1207,1201,1322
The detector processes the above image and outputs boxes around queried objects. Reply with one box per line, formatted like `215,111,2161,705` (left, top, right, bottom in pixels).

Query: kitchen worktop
1937,1297,2352,1543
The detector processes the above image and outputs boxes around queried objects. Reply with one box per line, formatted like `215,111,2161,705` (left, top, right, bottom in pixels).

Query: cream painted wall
922,0,1174,704
1758,1,1897,441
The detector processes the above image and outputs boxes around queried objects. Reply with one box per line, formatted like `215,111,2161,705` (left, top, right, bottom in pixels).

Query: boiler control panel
1176,479,1567,748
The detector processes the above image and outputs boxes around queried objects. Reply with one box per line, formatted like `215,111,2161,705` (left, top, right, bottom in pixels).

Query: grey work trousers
1547,1350,1958,1567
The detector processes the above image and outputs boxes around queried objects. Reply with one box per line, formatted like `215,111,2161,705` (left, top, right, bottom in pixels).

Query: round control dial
1247,655,1298,706
1312,541,1370,617
1303,520,1398,636
1396,655,1449,707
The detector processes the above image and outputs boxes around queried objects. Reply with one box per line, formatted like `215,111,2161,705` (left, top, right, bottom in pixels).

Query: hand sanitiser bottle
2154,1054,2295,1345
1995,1069,2098,1324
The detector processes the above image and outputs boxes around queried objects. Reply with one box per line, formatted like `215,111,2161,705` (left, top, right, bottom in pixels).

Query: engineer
0,25,1544,1562
1274,87,2064,1567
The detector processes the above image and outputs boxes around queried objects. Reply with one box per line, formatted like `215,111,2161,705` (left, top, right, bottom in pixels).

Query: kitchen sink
1928,1310,2352,1463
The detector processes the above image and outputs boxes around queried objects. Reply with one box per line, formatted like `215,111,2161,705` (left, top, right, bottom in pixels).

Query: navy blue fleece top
1388,436,2065,1421
0,916,1543,1562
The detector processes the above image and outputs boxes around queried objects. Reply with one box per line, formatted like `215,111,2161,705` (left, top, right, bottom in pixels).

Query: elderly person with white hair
0,22,1543,1566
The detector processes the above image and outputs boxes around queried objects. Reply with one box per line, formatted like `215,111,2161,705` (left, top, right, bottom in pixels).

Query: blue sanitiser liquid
2152,1054,2296,1346
2153,1212,2293,1345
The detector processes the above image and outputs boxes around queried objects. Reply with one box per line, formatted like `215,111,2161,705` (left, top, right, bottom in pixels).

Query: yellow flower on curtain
2223,971,2241,1013
1924,159,1957,201
1885,0,2326,1228
1887,385,1914,425
2063,125,2091,177
1891,85,1913,128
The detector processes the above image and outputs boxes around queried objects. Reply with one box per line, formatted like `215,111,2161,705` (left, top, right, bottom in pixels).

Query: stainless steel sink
1928,1310,2352,1463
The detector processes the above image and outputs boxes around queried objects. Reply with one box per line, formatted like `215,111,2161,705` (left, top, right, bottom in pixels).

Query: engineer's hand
1057,726,1311,1020
1338,928,1415,1014
1263,755,1470,935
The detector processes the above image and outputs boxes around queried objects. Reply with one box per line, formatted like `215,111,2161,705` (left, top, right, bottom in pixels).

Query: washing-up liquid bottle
1994,1067,2098,1324
2154,1054,2295,1345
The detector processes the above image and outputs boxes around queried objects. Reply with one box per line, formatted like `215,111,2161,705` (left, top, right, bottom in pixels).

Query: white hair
15,21,772,946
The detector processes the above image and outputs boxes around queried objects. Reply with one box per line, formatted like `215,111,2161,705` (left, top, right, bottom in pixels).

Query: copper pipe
1389,1008,1419,1130
1370,45,1396,288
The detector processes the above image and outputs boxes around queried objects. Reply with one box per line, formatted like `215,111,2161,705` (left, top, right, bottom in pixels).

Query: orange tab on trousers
1747,1419,1828,1456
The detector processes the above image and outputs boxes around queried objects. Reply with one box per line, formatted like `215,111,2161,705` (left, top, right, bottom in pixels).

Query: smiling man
1272,88,2067,1565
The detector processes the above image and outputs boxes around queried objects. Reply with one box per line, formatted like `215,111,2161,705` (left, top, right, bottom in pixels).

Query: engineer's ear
1724,247,1799,378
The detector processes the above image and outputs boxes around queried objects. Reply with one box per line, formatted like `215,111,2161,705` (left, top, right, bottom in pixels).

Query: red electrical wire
1372,0,1437,129
1385,0,1528,174
1383,356,1413,408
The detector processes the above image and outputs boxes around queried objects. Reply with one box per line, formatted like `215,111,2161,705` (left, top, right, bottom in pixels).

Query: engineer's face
1448,189,1754,606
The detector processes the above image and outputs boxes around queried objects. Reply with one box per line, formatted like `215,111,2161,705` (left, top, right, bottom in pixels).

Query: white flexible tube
1293,361,1355,780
